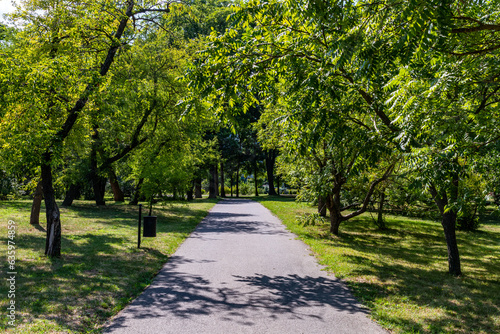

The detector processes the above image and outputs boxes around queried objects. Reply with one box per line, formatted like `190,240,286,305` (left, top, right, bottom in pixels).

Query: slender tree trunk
230,174,233,197
276,175,280,195
187,180,194,201
109,168,124,202
236,161,240,198
254,160,259,197
442,210,461,276
90,127,106,206
30,181,43,225
130,178,143,205
318,196,327,217
429,175,462,276
194,178,202,198
220,162,225,197
266,150,278,196
377,191,386,229
62,184,80,207
209,165,217,199
41,153,61,257
215,164,219,197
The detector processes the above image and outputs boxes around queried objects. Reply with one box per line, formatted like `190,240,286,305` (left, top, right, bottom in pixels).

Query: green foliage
296,212,326,227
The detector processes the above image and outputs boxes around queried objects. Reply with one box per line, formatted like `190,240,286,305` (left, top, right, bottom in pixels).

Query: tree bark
327,189,344,235
429,176,462,276
266,150,278,196
186,180,194,201
90,126,106,206
236,160,240,198
41,153,61,257
92,174,107,206
442,210,462,276
254,160,259,197
220,162,225,197
62,184,80,207
215,164,219,197
209,164,217,199
230,174,233,197
318,196,327,217
377,191,386,229
329,208,344,235
276,175,280,195
30,181,43,225
130,178,144,205
194,178,202,198
109,168,124,202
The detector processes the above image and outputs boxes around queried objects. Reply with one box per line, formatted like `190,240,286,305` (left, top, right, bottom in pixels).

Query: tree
187,0,500,276
0,0,173,257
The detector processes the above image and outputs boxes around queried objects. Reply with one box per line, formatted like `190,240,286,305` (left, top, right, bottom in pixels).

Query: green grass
0,198,217,333
253,195,500,334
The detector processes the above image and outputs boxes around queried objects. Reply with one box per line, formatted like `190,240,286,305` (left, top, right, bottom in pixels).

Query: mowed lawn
254,196,500,334
0,199,217,333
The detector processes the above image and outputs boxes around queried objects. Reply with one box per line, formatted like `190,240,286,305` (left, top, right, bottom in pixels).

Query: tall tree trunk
186,181,194,201
41,153,61,257
130,178,144,205
318,196,326,217
265,150,278,196
109,168,124,202
442,210,461,276
30,181,43,225
92,174,107,206
209,165,217,199
254,160,259,197
215,164,219,197
62,184,80,207
90,127,106,206
230,174,233,197
236,160,240,198
220,162,225,197
377,191,386,230
194,178,202,198
276,175,280,195
429,176,462,276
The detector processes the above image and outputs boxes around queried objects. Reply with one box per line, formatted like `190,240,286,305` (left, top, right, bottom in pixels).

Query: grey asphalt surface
105,199,387,334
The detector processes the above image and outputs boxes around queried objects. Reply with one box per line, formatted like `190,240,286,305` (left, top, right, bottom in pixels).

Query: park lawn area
0,198,217,333
254,196,500,334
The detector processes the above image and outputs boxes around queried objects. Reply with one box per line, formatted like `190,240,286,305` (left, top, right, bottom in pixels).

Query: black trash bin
143,216,157,237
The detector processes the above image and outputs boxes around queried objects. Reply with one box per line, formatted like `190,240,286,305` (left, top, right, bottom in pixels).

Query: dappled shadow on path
105,256,365,331
194,211,287,236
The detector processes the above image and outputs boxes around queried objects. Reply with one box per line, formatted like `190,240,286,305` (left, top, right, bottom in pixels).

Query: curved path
105,199,387,334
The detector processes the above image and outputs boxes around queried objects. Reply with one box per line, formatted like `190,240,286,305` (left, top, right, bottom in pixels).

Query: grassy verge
0,198,217,333
253,196,500,334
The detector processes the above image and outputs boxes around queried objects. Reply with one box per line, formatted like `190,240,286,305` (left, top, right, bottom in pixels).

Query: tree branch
342,161,397,220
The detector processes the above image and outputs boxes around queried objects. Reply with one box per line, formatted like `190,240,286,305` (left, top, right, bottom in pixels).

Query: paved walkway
105,199,387,334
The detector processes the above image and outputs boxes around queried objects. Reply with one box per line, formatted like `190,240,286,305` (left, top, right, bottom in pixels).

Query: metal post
138,204,142,248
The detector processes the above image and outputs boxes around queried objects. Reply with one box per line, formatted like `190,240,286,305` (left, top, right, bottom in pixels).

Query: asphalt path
105,199,387,334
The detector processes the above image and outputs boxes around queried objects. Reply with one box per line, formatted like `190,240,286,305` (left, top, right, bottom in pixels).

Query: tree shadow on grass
0,231,192,333
314,216,500,333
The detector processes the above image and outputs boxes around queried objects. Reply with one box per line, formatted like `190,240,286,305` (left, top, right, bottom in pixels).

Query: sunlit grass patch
0,198,217,333
254,196,500,334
